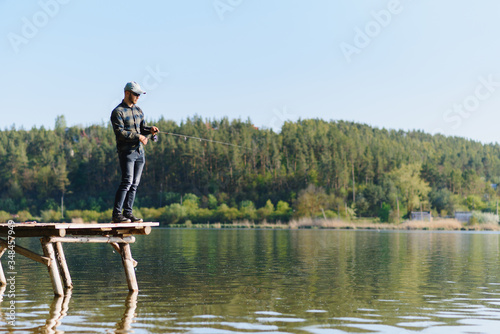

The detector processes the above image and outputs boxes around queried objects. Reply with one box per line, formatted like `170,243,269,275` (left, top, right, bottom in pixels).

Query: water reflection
115,291,138,333
2,230,500,333
39,290,72,333
0,285,139,333
0,284,5,303
44,290,138,334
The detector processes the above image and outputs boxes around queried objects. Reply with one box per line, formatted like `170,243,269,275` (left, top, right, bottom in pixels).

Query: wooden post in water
119,243,138,291
0,244,7,285
41,238,64,296
54,242,73,289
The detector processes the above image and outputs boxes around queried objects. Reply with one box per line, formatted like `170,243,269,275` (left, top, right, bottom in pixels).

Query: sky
2,0,500,144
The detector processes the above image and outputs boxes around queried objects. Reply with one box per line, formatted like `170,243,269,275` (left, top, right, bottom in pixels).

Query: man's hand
151,126,159,135
139,135,148,145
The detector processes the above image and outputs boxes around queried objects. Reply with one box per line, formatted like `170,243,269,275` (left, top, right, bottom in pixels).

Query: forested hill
1,116,499,221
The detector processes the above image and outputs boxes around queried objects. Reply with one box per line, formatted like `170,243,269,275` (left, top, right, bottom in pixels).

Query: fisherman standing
110,81,159,223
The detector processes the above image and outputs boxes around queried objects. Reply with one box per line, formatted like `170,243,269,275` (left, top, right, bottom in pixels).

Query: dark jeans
113,149,145,216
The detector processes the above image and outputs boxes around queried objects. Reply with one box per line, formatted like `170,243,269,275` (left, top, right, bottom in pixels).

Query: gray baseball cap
124,81,146,95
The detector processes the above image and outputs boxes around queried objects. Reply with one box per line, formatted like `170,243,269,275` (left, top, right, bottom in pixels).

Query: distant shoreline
166,218,500,231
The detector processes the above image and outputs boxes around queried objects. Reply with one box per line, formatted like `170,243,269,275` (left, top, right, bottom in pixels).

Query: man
110,81,159,223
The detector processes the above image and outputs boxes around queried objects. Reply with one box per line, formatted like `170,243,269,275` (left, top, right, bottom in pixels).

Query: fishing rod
153,131,252,151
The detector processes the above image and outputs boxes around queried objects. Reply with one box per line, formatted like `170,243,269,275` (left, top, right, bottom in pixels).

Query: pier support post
119,243,138,291
0,244,7,285
41,238,64,296
54,242,73,289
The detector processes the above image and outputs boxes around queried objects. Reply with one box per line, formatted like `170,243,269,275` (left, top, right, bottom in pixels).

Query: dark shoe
112,214,132,223
124,214,143,223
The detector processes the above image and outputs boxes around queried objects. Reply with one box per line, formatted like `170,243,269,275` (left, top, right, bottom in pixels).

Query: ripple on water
301,325,351,334
255,311,283,316
174,327,291,334
396,321,446,328
220,321,279,330
433,311,469,319
193,315,223,319
256,317,306,323
344,323,407,333
333,317,382,323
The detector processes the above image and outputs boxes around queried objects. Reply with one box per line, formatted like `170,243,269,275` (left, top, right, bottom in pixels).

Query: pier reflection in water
30,290,138,334
39,290,71,333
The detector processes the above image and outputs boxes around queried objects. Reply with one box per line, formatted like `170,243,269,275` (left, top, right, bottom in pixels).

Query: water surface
2,229,500,333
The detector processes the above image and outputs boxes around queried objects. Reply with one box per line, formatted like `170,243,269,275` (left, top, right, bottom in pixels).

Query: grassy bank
168,218,500,231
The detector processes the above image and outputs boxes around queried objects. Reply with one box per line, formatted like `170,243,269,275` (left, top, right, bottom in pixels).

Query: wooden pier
0,222,159,296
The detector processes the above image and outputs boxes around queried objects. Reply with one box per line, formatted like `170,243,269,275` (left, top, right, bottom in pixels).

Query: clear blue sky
2,0,500,144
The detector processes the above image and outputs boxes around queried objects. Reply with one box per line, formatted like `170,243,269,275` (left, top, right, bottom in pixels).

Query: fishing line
154,131,252,151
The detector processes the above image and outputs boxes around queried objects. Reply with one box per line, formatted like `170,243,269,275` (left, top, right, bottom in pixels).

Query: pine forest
1,115,499,225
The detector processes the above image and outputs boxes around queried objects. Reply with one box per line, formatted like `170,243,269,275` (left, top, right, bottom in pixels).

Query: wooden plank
0,238,51,266
63,229,134,237
61,222,159,229
0,223,63,228
0,227,66,238
41,238,64,296
48,236,135,244
0,222,158,229
63,227,152,237
0,222,158,238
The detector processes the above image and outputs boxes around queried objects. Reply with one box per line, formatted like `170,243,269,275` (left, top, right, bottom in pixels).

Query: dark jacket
110,101,153,153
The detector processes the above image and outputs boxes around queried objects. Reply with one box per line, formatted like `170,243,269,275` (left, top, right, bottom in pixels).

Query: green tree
294,184,329,217
429,188,457,216
379,202,391,222
274,201,292,222
257,200,275,221
390,164,431,215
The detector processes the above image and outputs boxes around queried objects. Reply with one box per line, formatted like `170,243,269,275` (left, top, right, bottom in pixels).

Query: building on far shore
411,211,432,222
454,211,472,223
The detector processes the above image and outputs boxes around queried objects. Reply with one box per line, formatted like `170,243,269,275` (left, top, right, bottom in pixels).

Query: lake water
3,229,500,333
